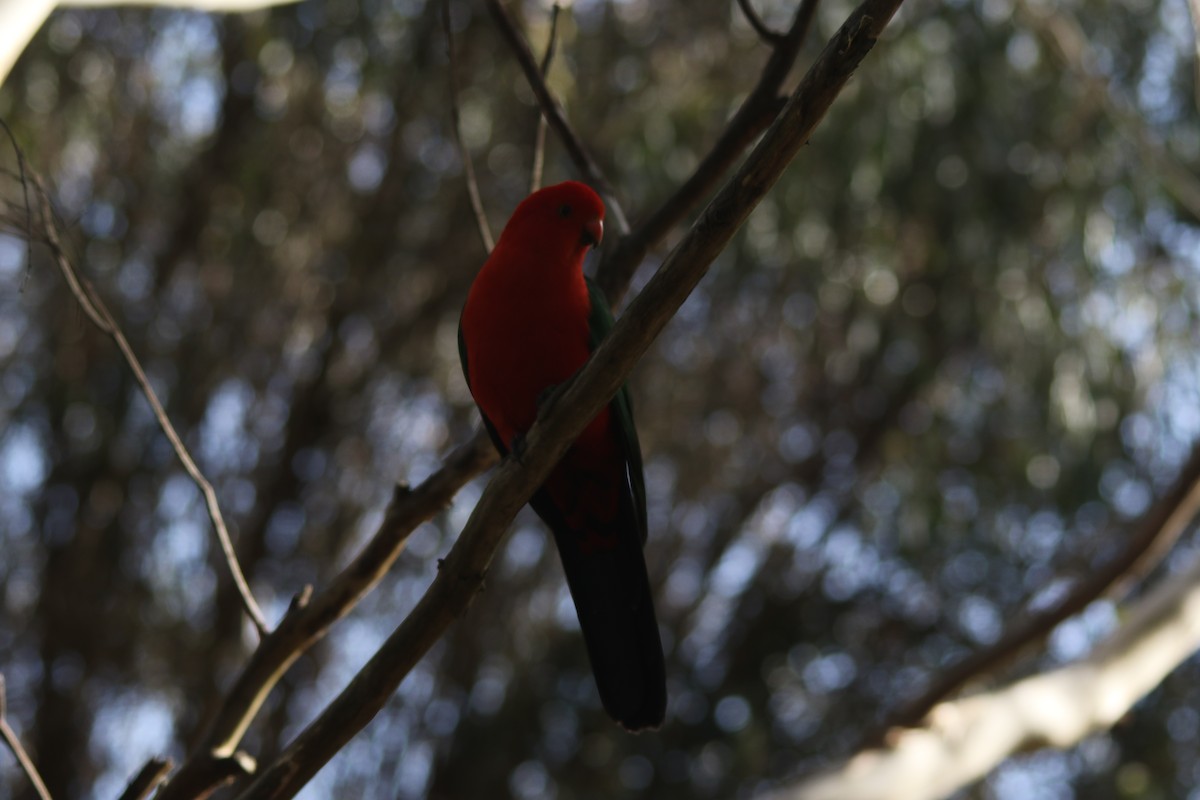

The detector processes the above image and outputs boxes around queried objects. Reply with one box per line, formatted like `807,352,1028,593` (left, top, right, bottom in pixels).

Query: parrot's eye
558,203,572,218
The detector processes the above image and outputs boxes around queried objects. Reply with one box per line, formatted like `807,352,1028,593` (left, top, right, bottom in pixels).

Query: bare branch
30,173,270,637
529,3,561,193
880,424,1200,734
596,0,820,302
0,119,32,258
736,0,786,44
485,0,631,235
234,3,903,796
116,758,173,800
442,0,495,254
0,674,54,800
772,530,1200,800
155,434,496,800
156,751,255,800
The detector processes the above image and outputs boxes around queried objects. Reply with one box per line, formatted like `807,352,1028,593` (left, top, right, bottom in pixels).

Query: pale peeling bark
0,0,299,87
770,550,1200,800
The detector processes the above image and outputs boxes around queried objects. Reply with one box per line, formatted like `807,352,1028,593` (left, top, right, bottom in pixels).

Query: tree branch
0,674,54,800
234,3,903,797
736,0,786,44
154,434,496,800
529,2,561,193
0,120,33,275
596,0,821,302
489,0,822,305
879,440,1200,734
484,0,631,235
31,174,270,637
442,0,495,254
115,758,173,800
771,532,1200,800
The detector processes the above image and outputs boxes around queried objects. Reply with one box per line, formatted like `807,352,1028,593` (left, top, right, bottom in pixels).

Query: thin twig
442,0,495,254
597,0,821,302
0,675,54,800
235,2,903,795
485,0,631,235
529,3,561,193
31,174,270,637
736,0,786,44
155,434,496,800
116,758,173,800
156,752,255,800
0,119,34,283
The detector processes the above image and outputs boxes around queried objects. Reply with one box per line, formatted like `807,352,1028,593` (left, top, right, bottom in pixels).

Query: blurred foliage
1,0,1199,798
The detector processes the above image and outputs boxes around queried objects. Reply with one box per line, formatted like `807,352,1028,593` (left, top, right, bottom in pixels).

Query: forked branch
530,3,562,193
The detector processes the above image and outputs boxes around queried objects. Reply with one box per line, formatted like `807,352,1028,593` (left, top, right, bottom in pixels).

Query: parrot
458,180,666,731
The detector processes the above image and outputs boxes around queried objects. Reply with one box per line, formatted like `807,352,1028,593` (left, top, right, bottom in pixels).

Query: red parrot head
500,180,605,262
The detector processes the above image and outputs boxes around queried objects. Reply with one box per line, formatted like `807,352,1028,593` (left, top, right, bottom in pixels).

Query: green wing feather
458,318,508,456
585,278,649,543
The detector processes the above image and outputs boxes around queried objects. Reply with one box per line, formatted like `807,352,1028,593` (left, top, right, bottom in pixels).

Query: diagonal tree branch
153,434,496,800
736,0,786,44
115,758,173,800
487,0,820,307
234,3,904,797
0,120,33,274
0,674,54,800
772,525,1200,800
597,0,821,302
30,174,270,637
442,0,494,254
484,0,631,236
529,2,561,193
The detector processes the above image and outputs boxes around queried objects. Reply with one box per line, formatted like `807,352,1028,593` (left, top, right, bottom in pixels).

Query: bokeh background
2,0,1199,797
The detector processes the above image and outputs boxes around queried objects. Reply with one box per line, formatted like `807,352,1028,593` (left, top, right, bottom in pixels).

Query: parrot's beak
581,218,604,248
